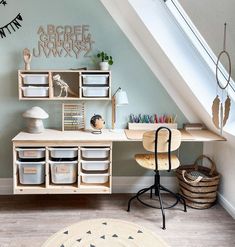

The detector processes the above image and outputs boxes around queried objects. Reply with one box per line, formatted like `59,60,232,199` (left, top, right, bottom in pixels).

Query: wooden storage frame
13,141,112,194
18,70,111,100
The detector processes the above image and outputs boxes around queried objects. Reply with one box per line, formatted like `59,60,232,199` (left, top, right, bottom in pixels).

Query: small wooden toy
23,48,32,70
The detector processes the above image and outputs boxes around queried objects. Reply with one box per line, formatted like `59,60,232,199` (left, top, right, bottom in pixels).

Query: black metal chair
127,127,187,229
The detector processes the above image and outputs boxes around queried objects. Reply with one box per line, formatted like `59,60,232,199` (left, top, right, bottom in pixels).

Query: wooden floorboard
0,194,234,247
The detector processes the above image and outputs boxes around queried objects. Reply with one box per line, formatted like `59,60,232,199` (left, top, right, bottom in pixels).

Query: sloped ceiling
101,0,215,127
179,0,235,80
101,0,235,135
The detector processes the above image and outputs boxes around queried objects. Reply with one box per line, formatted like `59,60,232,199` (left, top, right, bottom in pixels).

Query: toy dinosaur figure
53,74,78,97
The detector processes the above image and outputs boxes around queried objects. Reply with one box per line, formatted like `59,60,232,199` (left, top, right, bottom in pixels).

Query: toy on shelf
23,48,32,70
53,74,78,98
62,104,85,131
90,114,105,134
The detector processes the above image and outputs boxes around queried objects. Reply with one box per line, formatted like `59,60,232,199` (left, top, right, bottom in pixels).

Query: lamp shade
115,90,128,106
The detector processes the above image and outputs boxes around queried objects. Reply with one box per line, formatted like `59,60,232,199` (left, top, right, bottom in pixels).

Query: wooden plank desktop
13,128,226,143
124,129,226,142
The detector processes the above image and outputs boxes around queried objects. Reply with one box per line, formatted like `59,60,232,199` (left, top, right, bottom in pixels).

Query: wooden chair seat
135,153,180,171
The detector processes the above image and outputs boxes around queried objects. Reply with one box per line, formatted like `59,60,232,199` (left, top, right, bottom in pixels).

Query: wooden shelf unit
18,70,111,100
13,142,112,194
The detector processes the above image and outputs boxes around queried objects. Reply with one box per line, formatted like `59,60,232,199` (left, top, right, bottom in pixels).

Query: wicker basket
176,155,220,209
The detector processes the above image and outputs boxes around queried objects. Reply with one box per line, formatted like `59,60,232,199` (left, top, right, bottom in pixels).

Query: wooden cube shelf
18,70,111,100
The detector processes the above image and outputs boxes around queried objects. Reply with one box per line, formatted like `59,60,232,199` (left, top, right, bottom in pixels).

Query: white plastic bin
81,147,110,159
82,75,109,85
49,147,78,159
22,86,49,97
81,160,109,171
50,161,77,184
22,74,49,85
16,148,45,159
82,87,109,97
81,172,109,184
18,161,45,185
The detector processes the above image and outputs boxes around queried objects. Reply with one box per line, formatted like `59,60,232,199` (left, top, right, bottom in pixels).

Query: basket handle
194,155,216,176
182,170,203,184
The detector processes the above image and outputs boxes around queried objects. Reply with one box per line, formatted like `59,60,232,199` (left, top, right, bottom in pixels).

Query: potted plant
97,51,113,70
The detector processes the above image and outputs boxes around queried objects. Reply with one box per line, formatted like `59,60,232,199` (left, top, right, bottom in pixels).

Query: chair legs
157,184,166,230
127,172,187,229
127,185,154,212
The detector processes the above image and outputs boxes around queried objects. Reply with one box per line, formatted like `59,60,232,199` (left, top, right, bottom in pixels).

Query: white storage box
50,161,77,184
16,148,45,159
81,172,109,184
18,161,45,185
82,87,109,97
81,147,110,159
22,74,49,85
22,86,49,97
81,160,109,171
49,147,78,159
82,75,109,85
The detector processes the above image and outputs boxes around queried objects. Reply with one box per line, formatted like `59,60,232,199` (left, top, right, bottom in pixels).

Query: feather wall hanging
212,23,231,134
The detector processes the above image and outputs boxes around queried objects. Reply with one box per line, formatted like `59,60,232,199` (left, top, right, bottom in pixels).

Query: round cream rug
42,218,168,247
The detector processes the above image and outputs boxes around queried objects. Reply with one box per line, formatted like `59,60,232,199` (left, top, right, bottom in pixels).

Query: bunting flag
0,0,7,6
0,13,23,38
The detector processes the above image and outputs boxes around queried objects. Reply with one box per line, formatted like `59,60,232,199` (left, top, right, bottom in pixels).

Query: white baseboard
1,177,234,219
217,192,235,219
0,178,13,195
112,176,178,193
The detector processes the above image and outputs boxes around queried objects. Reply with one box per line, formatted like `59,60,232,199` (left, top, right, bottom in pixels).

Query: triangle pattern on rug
42,219,168,247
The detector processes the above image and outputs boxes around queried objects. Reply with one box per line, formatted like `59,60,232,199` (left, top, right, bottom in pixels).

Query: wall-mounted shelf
18,70,111,100
13,141,112,194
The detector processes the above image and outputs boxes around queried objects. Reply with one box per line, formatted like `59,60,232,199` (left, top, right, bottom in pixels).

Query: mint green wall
0,0,202,178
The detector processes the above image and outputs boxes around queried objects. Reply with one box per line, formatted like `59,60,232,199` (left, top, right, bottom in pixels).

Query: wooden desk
12,128,225,195
124,129,226,142
13,128,226,144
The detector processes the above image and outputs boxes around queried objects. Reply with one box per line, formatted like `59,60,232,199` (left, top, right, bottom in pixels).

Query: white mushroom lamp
22,106,49,133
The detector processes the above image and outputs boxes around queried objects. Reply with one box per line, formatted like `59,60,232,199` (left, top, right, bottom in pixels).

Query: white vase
99,62,109,71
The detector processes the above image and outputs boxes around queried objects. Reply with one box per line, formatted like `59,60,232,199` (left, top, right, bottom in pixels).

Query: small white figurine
23,48,32,70
53,74,78,98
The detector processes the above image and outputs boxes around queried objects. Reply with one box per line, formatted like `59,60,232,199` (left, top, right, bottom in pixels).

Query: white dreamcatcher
212,23,231,134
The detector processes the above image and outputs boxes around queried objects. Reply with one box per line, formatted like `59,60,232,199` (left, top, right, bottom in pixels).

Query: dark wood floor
0,194,234,247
